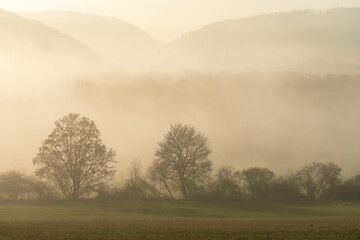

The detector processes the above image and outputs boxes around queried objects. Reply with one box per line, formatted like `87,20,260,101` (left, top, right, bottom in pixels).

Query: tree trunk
72,178,80,200
72,191,79,200
179,175,187,199
168,189,174,200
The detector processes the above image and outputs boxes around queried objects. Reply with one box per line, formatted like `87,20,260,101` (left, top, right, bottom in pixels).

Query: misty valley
1,5,360,240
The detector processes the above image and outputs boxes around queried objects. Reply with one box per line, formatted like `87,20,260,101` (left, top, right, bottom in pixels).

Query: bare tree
337,174,360,200
33,113,116,200
0,171,29,200
296,162,341,200
242,167,275,199
154,123,212,198
147,159,177,199
123,159,152,199
0,170,56,200
211,166,242,199
272,174,303,200
320,162,342,198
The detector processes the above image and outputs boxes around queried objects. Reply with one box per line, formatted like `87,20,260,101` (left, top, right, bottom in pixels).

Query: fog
154,9,360,73
1,7,360,179
1,72,360,177
20,11,163,71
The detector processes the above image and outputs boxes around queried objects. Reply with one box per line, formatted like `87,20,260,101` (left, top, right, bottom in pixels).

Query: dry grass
0,200,359,239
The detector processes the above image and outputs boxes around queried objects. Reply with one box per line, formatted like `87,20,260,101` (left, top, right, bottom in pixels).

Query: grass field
0,200,359,239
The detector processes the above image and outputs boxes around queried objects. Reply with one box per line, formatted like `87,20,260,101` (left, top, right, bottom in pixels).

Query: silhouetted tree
336,174,360,200
29,177,58,200
0,171,29,200
148,158,177,199
210,166,242,199
272,175,304,200
296,162,341,200
0,170,56,200
154,123,212,198
123,159,153,199
33,113,116,200
242,167,275,199
319,162,342,199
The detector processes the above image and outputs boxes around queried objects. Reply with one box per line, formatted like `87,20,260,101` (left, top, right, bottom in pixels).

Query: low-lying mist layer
1,8,360,178
1,72,360,177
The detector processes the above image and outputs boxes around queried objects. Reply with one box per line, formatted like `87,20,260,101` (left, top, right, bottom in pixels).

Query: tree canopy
33,113,116,199
154,123,212,198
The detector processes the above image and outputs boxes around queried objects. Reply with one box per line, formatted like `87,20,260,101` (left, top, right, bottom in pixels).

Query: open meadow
0,200,359,239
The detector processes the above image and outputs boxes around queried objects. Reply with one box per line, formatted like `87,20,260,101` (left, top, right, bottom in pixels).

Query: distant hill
154,8,360,74
5,8,360,75
21,11,163,70
0,9,102,85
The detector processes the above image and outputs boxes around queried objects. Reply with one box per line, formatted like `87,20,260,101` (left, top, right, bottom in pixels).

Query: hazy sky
2,0,360,41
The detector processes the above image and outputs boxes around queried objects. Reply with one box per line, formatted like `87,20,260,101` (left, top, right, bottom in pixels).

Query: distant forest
1,71,360,202
1,156,360,201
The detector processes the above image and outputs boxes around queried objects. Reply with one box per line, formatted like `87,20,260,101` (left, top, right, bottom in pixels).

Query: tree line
0,113,359,201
